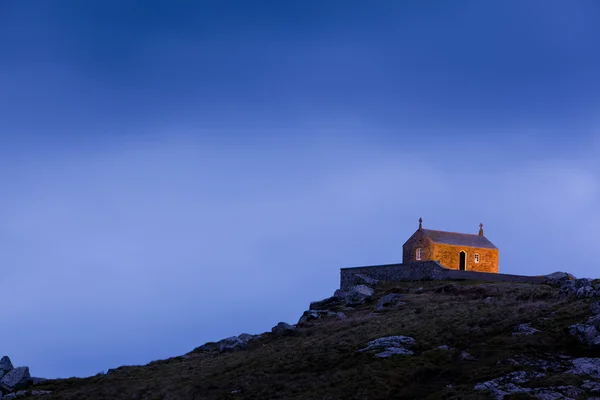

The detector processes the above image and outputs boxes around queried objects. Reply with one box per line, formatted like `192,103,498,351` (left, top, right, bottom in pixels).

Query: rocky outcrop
271,322,297,336
298,310,347,324
543,271,576,284
217,336,247,353
333,285,374,307
0,356,14,379
555,276,600,298
474,370,547,399
474,355,600,399
356,336,415,358
0,357,48,398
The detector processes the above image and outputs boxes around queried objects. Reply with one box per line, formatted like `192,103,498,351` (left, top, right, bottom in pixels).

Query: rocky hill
21,272,600,399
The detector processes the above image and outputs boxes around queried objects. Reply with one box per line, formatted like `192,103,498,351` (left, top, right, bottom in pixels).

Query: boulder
591,302,600,315
357,335,415,357
0,367,32,392
512,323,541,336
218,336,247,353
0,356,14,373
334,285,374,306
271,322,297,336
544,271,575,284
374,293,405,311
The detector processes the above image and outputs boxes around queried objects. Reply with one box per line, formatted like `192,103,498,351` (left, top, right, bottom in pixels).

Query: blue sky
1,0,599,379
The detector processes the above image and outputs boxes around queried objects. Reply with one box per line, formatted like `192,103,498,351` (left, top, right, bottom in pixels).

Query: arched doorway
459,251,466,271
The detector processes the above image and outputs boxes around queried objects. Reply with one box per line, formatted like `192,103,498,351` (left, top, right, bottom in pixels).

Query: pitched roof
420,229,497,249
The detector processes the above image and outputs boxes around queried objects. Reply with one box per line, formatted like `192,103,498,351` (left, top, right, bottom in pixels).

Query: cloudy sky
1,0,599,379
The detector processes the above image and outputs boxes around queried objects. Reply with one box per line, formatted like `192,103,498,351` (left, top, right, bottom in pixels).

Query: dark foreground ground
31,280,600,399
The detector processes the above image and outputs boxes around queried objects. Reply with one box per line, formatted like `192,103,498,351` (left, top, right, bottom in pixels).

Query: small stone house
402,218,499,273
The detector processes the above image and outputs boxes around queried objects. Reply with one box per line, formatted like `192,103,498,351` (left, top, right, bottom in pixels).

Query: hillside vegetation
29,278,600,399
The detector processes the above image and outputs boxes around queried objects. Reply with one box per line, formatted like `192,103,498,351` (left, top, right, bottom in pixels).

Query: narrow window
416,248,422,260
474,253,480,263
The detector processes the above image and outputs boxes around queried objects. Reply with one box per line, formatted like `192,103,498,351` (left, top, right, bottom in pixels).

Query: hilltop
20,274,600,399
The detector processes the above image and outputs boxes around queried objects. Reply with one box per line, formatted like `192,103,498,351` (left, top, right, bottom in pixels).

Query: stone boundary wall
340,262,544,289
340,261,446,289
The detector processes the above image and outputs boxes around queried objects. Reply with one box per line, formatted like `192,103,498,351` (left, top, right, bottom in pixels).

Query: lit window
416,248,422,260
474,253,480,263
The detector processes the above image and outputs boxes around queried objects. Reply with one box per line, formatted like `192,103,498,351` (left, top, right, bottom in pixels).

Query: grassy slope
33,280,597,400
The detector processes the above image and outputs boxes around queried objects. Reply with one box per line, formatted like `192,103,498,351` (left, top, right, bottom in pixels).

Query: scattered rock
569,323,600,347
357,336,415,357
512,323,542,336
0,367,33,392
353,274,379,287
591,302,600,315
271,322,297,336
588,315,600,330
567,357,600,378
334,285,374,306
374,293,405,311
583,380,600,394
505,355,564,373
474,370,546,399
460,352,477,361
435,345,451,351
415,287,424,294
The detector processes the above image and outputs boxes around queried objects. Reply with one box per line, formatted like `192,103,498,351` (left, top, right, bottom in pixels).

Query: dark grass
30,280,598,400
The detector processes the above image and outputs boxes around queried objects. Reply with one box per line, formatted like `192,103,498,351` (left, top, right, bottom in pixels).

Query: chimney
478,223,484,236
419,217,423,230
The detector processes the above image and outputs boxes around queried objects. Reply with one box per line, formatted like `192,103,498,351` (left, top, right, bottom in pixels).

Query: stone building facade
402,218,499,273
